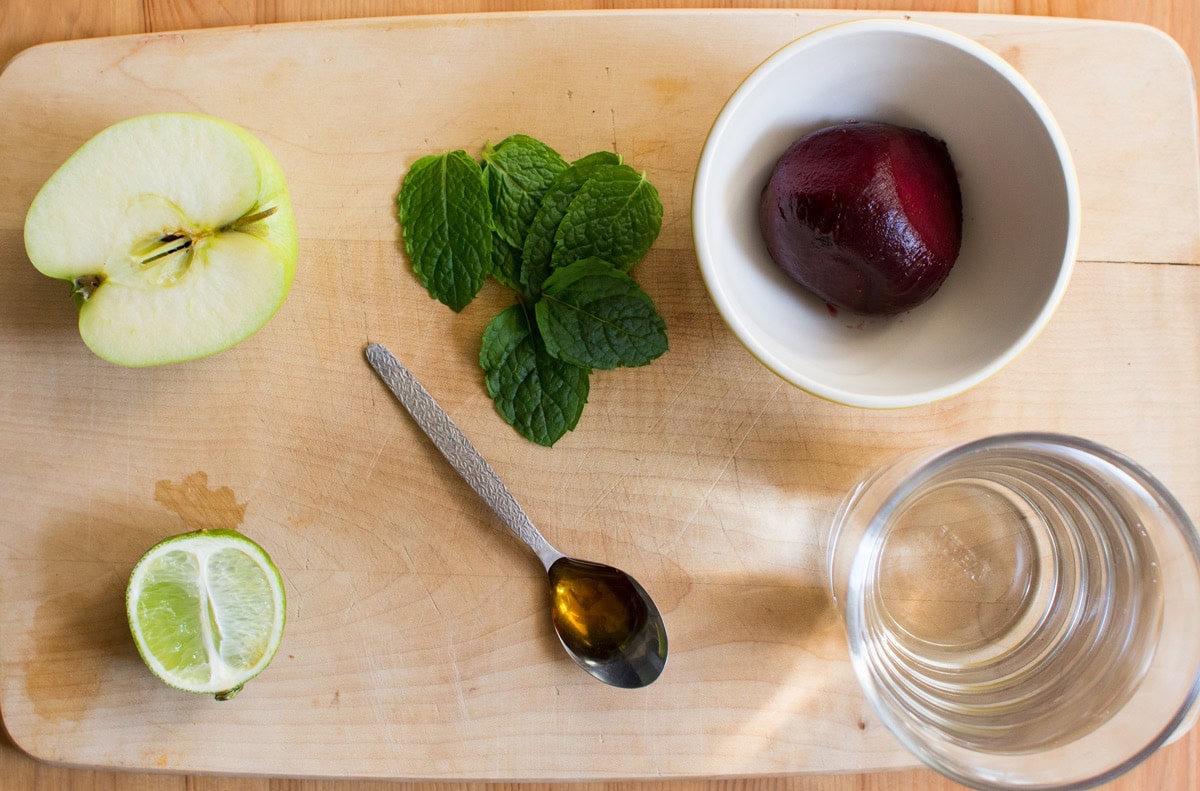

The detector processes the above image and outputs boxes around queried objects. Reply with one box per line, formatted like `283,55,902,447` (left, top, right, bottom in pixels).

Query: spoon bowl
549,556,667,688
365,342,668,688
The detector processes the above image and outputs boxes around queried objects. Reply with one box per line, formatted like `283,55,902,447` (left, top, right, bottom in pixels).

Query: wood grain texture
0,2,1198,790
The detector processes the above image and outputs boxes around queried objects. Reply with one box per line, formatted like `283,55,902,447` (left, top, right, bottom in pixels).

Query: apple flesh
759,121,962,315
24,113,298,366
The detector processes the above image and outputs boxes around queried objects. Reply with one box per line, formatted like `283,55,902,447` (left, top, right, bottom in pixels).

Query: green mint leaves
537,259,668,370
397,135,667,446
482,135,568,250
397,151,493,312
551,164,663,272
523,150,621,299
481,305,590,445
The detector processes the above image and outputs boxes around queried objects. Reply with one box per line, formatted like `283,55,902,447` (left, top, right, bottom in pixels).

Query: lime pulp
125,528,286,700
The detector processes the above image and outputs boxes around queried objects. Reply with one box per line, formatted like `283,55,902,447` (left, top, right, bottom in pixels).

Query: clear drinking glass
828,433,1200,790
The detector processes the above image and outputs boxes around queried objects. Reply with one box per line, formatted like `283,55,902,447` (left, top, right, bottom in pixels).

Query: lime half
126,529,286,700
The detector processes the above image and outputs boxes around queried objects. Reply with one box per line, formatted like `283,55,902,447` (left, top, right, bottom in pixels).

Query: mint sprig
396,135,666,446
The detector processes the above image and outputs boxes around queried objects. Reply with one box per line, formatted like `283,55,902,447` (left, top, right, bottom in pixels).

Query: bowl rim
691,17,1082,409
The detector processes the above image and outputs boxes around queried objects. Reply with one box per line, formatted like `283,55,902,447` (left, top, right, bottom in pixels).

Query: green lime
126,528,286,700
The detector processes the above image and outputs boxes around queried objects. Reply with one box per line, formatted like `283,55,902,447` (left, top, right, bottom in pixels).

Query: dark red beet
759,121,963,315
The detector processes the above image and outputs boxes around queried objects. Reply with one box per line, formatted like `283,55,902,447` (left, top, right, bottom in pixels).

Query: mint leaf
551,164,663,272
482,135,568,251
521,150,621,299
535,258,668,370
489,233,521,291
397,151,492,312
480,304,590,447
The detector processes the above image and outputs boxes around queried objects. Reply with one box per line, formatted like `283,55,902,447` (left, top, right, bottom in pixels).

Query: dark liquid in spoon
549,557,648,663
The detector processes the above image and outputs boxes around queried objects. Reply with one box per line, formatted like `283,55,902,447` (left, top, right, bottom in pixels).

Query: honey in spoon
549,557,649,662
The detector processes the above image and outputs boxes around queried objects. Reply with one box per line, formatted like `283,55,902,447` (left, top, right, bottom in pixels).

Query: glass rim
840,431,1200,790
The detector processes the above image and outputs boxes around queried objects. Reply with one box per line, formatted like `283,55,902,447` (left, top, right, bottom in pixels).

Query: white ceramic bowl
693,18,1080,408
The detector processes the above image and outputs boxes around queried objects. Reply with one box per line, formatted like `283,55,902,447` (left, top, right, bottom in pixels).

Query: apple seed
137,238,193,268
227,205,277,231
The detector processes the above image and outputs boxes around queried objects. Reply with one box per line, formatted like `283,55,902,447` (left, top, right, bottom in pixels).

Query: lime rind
126,529,286,699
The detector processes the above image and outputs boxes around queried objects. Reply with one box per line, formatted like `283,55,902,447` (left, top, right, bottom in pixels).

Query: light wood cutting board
1,9,1198,781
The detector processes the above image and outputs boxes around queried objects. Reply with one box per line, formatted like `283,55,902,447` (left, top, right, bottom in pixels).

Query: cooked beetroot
759,121,963,315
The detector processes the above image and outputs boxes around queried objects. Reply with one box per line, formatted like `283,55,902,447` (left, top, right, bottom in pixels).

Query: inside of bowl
695,23,1076,406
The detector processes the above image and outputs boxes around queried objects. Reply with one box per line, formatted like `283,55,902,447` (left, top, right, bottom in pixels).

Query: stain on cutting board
23,574,129,724
154,471,246,531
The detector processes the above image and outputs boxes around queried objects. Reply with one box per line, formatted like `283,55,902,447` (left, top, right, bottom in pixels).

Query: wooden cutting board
1,9,1198,781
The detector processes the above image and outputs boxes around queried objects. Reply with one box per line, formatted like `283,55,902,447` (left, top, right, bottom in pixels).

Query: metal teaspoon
365,342,668,688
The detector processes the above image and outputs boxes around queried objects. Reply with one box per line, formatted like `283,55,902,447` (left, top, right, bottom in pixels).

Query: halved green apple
24,113,298,366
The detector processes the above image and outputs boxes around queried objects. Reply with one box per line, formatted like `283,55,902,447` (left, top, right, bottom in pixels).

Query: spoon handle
365,343,563,569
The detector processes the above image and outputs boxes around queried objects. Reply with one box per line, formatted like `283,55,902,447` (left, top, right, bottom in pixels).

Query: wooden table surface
2,1,1197,790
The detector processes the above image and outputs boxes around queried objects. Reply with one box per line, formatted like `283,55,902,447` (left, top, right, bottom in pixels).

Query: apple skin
24,113,298,366
759,121,962,315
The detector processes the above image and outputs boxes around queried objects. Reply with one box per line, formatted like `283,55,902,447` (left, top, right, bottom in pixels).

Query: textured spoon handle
365,343,561,568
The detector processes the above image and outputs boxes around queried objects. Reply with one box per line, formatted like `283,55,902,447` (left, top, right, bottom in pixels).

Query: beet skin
759,121,963,315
